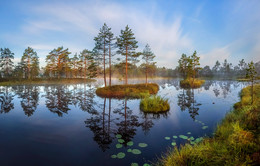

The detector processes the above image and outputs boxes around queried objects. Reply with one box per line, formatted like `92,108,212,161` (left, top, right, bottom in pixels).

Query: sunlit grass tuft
140,95,170,113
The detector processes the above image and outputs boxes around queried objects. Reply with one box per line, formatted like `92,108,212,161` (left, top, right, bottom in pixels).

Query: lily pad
143,164,150,166
189,137,195,140
117,152,125,159
116,134,122,138
132,149,141,155
165,137,170,140
118,139,125,143
116,144,122,148
187,132,191,135
111,155,117,158
179,135,188,139
202,126,208,130
127,141,134,146
194,137,203,143
171,142,176,146
127,149,132,152
173,136,178,139
131,163,139,166
138,143,148,148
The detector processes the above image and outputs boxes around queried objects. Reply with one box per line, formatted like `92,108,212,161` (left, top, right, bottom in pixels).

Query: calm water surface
0,79,249,166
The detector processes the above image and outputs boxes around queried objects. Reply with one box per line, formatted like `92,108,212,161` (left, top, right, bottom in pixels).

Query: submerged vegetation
140,95,170,113
96,83,159,98
158,84,260,166
180,78,205,89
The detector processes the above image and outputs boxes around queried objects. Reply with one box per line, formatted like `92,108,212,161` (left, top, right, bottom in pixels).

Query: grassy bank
140,95,170,113
96,83,159,98
0,78,95,86
180,78,205,89
158,84,260,166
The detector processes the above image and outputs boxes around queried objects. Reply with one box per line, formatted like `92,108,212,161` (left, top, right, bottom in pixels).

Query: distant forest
0,23,259,81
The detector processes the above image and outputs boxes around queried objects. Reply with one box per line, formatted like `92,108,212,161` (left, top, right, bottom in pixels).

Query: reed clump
180,78,205,89
140,95,170,113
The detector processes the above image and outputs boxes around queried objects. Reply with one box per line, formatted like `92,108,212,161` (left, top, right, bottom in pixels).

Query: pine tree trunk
103,40,106,87
125,46,128,85
109,43,111,86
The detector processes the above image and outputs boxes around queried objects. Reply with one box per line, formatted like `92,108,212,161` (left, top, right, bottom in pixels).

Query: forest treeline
0,23,260,83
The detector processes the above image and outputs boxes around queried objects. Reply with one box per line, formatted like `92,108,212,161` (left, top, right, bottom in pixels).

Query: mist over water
0,79,249,166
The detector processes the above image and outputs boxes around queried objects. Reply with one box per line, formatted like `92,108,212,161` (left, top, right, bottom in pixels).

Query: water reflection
44,85,72,117
16,86,39,117
0,87,14,114
177,89,200,120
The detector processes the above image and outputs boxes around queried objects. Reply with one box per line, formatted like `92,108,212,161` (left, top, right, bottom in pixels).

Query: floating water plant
118,139,125,143
116,134,122,138
138,143,148,148
111,155,117,159
117,152,125,159
143,164,151,166
189,136,195,140
187,132,191,135
132,149,141,155
116,144,122,149
171,142,176,146
173,136,178,139
131,163,139,166
140,95,170,113
179,135,188,139
165,137,171,140
202,126,208,130
127,149,132,153
127,141,134,146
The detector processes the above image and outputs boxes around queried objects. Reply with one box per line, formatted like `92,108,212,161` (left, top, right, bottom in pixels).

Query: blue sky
0,0,260,68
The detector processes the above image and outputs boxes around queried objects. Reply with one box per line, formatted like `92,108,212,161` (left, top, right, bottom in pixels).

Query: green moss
96,83,159,98
180,78,205,89
158,84,260,166
140,95,170,113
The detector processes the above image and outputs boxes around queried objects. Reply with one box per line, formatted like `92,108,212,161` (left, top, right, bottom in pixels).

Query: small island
178,51,205,88
96,83,159,98
140,95,170,113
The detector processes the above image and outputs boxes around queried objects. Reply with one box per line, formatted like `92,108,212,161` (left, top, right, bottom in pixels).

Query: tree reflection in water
114,98,141,145
0,87,14,114
44,85,72,117
177,88,200,120
15,86,39,117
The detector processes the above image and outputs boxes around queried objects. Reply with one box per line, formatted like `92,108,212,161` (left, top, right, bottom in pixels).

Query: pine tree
107,25,115,86
0,48,14,78
79,49,92,78
141,44,155,86
246,61,257,104
116,25,138,85
94,23,109,86
45,46,71,78
190,51,200,84
21,47,39,79
70,53,80,78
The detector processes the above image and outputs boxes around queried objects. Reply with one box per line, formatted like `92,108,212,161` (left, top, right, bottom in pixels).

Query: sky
0,0,260,68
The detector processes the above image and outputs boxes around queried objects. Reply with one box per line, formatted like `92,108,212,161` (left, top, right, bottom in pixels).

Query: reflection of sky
0,79,249,166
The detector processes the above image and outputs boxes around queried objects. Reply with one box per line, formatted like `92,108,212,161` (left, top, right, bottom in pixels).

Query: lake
0,79,249,166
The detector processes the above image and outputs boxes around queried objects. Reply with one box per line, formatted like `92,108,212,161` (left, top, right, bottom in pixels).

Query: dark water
0,79,249,166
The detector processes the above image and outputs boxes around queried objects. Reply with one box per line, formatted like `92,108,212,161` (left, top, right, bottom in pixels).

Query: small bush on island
96,83,159,98
140,95,170,113
180,78,205,89
157,84,260,166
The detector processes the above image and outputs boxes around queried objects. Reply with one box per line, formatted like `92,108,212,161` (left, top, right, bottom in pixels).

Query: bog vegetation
140,95,170,113
158,84,260,166
96,83,159,98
